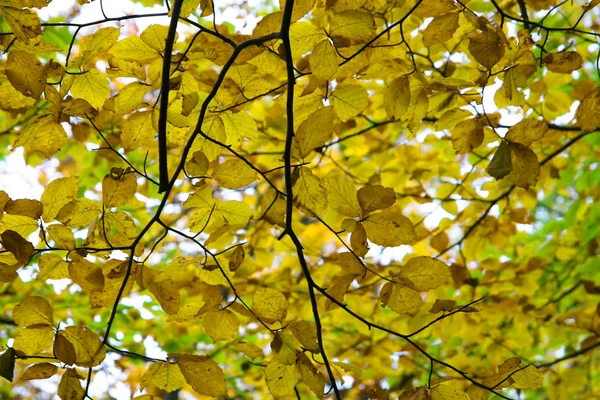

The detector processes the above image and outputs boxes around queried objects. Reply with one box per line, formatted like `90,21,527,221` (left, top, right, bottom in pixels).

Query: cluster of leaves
0,0,599,398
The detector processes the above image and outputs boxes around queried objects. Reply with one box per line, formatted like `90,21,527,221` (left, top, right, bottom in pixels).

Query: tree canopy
0,0,599,398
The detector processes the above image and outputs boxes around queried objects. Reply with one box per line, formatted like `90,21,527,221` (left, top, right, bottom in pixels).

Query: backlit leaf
204,309,240,341
423,13,460,47
41,176,79,223
102,171,137,208
172,354,227,397
212,159,257,189
362,210,416,247
5,50,46,99
384,76,411,120
309,40,338,81
291,107,334,159
397,256,450,291
57,369,84,400
13,115,68,157
469,26,505,70
253,287,288,324
505,118,549,146
59,326,106,367
331,85,369,122
70,69,110,110
141,361,186,392
20,363,58,381
323,175,362,218
380,282,422,317
13,296,53,327
543,51,583,74
265,358,299,398
509,142,539,189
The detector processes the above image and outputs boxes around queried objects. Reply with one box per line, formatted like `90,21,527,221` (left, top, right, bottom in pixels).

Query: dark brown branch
158,0,183,193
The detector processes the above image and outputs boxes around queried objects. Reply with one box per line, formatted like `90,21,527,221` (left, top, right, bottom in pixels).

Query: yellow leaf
185,151,209,177
350,223,369,257
332,85,368,122
219,110,258,143
0,81,36,111
486,141,512,180
324,274,356,311
5,50,46,99
217,200,253,227
13,325,54,354
59,326,106,367
204,309,240,341
380,282,422,316
1,230,34,264
180,0,200,17
465,385,489,400
429,299,456,314
172,353,227,397
289,320,319,353
235,341,264,359
505,118,549,146
357,185,396,214
141,24,177,53
38,253,69,280
20,363,58,381
4,198,43,220
297,352,324,397
0,6,41,42
430,384,469,399
13,296,53,327
121,111,156,150
435,108,473,130
384,76,411,120
512,365,543,390
543,51,583,74
468,26,505,70
102,172,137,208
41,176,79,222
46,224,75,250
141,361,186,392
292,107,334,160
509,142,539,189
398,256,450,291
110,82,148,116
54,332,76,366
265,358,299,398
451,119,484,154
13,115,68,157
70,70,110,110
329,10,375,41
253,287,288,324
309,40,338,81
575,88,600,132
149,276,181,314
68,253,105,293
57,369,84,400
293,167,327,217
414,0,456,18
333,0,367,11
323,175,361,218
56,198,101,228
212,159,257,189
78,26,120,66
362,209,416,247
108,36,159,63
423,13,460,47
0,214,39,237
289,21,327,61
